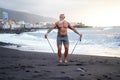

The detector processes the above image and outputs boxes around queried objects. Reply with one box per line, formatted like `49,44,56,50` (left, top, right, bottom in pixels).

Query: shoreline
0,47,120,80
0,41,120,58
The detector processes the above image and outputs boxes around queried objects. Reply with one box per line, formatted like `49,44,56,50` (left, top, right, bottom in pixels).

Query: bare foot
64,59,68,63
59,59,62,63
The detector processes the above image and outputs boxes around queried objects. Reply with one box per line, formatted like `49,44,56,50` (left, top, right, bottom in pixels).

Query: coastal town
0,9,91,33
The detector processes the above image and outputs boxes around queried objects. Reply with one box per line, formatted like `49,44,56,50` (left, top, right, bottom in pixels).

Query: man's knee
65,46,69,51
58,45,62,51
58,48,62,51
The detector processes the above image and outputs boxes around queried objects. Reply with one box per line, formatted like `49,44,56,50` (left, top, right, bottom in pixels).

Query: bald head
59,14,65,20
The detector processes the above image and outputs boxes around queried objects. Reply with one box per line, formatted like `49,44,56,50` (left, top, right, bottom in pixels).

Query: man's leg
64,44,69,63
57,45,62,63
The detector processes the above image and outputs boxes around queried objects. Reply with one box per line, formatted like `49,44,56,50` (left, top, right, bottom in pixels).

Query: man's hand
79,34,82,41
45,33,48,39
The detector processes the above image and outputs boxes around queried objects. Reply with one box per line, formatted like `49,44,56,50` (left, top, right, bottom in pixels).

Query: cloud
1,0,120,26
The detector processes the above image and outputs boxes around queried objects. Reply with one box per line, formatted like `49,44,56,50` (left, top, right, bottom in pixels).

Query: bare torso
56,20,69,36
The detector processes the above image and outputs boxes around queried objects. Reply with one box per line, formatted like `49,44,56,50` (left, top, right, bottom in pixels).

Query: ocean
0,27,120,57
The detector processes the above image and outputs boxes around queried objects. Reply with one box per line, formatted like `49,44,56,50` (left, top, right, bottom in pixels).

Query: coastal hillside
0,8,57,23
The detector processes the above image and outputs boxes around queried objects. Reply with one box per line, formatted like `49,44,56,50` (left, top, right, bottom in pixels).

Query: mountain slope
0,8,57,23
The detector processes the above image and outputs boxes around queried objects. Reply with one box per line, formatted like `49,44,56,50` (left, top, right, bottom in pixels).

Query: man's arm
45,23,57,38
68,23,82,36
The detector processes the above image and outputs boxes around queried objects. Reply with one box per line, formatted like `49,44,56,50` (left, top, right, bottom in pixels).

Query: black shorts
57,35,69,46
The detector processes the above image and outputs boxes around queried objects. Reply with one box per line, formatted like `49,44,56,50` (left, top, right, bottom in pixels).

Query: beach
0,47,120,80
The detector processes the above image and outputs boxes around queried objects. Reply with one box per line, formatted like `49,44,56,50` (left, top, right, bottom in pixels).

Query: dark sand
0,47,120,80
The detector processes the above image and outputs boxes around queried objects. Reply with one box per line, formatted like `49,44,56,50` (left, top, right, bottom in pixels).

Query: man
45,14,82,63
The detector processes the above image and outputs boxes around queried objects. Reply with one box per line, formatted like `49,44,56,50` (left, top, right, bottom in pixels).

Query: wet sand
0,47,120,80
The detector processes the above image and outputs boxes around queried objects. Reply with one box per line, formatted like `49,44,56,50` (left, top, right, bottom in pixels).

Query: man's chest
57,22,69,28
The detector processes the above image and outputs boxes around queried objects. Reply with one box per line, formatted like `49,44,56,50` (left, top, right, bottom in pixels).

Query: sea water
0,27,120,57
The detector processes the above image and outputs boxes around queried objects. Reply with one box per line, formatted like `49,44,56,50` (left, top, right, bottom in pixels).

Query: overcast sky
0,0,120,26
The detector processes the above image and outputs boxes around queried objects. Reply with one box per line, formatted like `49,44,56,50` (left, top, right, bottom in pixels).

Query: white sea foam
0,28,120,57
103,27,113,30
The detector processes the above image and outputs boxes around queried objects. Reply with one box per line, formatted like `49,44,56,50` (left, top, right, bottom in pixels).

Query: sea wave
103,27,113,30
0,28,120,57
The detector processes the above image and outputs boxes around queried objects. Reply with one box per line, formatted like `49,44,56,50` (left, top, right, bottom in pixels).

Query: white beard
58,20,64,24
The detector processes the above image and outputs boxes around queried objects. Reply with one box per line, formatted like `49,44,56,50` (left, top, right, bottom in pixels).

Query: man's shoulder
64,20,70,24
55,20,70,25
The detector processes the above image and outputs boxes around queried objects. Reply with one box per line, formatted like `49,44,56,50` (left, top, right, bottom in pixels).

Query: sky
0,0,120,27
